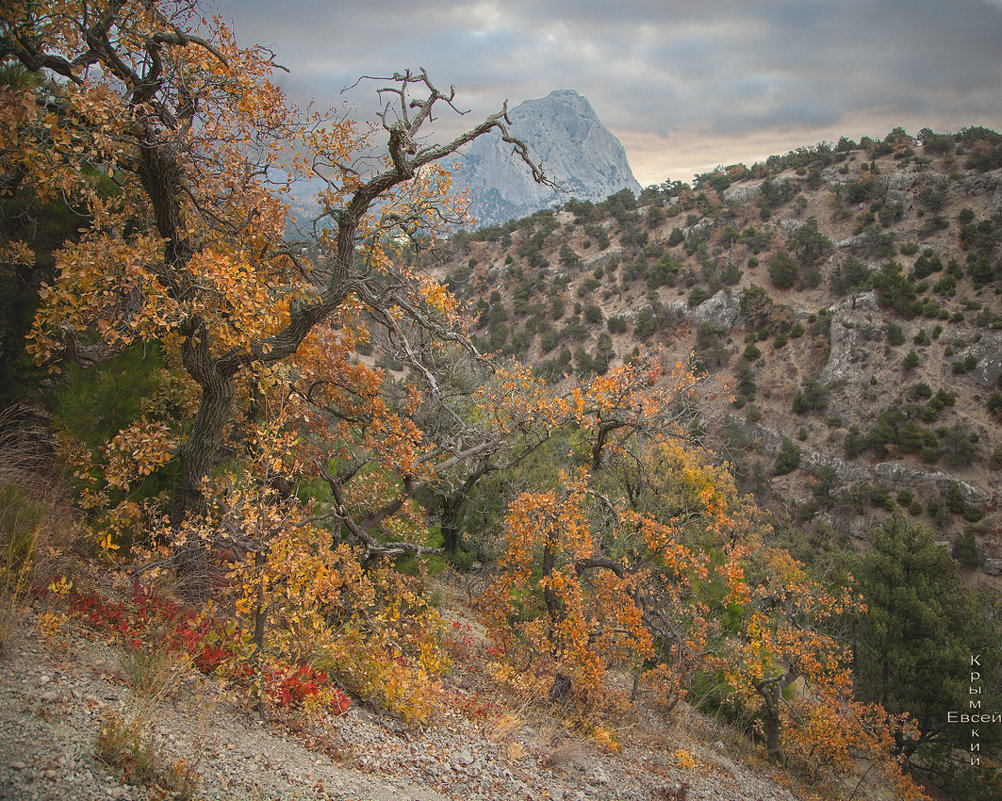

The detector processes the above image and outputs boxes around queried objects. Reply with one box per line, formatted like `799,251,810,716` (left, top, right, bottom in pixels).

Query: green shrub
944,485,967,516
844,425,866,459
768,249,799,289
688,287,712,307
869,484,895,511
606,316,627,334
50,346,168,453
871,260,919,317
963,505,985,523
885,323,906,346
735,363,756,400
929,389,956,411
791,378,828,414
774,438,801,475
952,528,980,566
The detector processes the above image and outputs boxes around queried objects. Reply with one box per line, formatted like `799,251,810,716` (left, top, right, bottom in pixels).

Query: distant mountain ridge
449,89,641,228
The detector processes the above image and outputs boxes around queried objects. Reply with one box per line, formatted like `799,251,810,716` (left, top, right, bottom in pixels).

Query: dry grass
668,703,758,765
0,406,83,657
97,646,201,799
540,735,586,768
483,709,526,743
96,707,202,800
120,641,190,699
0,407,60,653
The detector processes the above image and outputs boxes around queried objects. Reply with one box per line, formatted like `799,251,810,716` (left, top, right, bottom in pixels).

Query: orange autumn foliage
708,547,929,799
478,356,928,798
2,1,551,720
479,357,739,705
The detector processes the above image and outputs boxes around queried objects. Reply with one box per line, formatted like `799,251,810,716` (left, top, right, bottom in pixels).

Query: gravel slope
0,608,802,801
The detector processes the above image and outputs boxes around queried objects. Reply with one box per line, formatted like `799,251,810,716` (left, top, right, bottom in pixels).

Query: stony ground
0,606,804,801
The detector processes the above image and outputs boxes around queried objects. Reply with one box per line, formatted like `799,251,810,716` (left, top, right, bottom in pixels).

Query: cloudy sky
223,0,1002,187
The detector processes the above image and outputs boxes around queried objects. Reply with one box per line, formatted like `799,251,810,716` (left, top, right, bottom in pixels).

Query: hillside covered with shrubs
434,126,1002,572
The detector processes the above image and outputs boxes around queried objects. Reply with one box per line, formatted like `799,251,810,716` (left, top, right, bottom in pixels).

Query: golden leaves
221,480,446,722
102,417,176,491
476,354,752,707
26,232,167,364
0,240,34,267
417,275,459,320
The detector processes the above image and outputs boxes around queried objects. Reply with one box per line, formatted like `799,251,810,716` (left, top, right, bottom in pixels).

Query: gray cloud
223,0,1002,185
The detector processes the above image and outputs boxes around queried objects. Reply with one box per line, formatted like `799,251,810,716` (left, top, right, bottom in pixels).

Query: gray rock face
692,289,741,330
723,180,763,204
449,89,641,227
819,292,880,385
582,246,624,273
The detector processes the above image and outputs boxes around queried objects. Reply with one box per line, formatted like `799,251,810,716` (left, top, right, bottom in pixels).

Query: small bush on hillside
774,438,801,476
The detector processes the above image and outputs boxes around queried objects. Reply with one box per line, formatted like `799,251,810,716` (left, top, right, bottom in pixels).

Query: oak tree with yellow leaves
1,1,547,587
706,546,929,799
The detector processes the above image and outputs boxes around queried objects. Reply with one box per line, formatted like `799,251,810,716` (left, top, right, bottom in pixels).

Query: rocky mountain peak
449,89,641,228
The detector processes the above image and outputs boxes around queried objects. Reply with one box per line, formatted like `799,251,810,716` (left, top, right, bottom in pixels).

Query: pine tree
853,515,1002,795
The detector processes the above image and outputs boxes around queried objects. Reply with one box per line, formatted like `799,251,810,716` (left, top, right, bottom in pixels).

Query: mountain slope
435,128,1002,574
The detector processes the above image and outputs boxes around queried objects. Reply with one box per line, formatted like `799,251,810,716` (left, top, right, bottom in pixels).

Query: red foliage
262,664,351,713
64,582,348,713
447,689,500,722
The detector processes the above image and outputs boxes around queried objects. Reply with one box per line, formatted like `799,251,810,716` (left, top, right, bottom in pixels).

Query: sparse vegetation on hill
438,124,1002,572
425,124,1002,799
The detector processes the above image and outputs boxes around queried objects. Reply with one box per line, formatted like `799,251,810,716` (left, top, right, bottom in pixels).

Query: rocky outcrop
692,289,741,330
449,89,641,228
723,415,991,507
582,246,625,273
819,292,881,385
723,180,763,205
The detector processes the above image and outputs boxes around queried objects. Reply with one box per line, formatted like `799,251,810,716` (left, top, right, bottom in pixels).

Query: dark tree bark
753,673,794,764
436,460,496,554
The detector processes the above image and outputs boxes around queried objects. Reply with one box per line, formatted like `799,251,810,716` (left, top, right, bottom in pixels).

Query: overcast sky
222,0,1002,187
